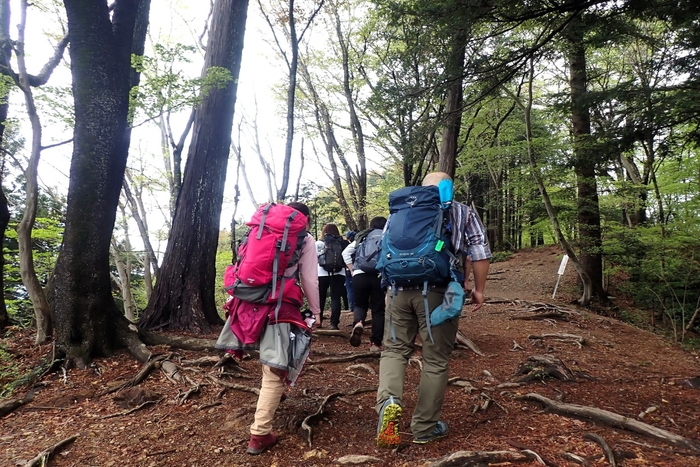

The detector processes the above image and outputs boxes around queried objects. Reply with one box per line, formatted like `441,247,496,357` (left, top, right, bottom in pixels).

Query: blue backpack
377,181,460,342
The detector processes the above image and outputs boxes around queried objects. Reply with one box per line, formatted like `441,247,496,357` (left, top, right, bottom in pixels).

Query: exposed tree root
100,399,160,419
205,374,260,395
25,435,78,467
0,393,33,418
455,330,485,356
561,452,591,466
301,387,375,446
346,364,376,375
514,354,575,382
495,301,580,322
179,356,223,366
313,329,349,338
100,354,171,396
528,333,585,348
583,432,616,467
308,352,380,364
136,327,217,351
511,311,570,321
518,392,700,452
423,449,537,466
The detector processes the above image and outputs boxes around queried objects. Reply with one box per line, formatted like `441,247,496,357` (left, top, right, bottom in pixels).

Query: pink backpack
224,203,308,309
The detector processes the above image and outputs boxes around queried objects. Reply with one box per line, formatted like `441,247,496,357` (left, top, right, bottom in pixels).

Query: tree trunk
0,0,12,330
139,0,249,333
15,0,53,344
333,5,367,229
53,0,150,366
565,15,605,299
438,28,467,179
0,188,9,330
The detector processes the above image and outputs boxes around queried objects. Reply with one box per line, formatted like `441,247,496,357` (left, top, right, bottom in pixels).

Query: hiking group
216,172,492,455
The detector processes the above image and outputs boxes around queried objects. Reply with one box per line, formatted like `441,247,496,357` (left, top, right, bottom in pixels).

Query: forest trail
1,245,699,467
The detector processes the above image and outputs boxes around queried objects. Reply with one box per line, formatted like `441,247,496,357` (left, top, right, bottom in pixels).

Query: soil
2,245,699,467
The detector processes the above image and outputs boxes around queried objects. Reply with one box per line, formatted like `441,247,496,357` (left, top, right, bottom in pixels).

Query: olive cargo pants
375,287,459,438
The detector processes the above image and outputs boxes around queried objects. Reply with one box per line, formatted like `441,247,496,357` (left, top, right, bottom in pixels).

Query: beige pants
250,365,285,435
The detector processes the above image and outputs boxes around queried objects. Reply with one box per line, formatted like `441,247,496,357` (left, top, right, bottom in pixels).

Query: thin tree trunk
332,4,366,228
15,0,52,344
503,62,592,305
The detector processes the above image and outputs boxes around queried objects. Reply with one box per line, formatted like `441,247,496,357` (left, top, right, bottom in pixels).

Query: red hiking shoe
247,432,277,455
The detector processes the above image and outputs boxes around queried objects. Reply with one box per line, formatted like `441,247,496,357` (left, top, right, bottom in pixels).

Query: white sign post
552,254,569,299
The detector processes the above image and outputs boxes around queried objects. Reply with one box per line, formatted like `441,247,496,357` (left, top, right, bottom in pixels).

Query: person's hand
470,289,485,311
312,313,322,330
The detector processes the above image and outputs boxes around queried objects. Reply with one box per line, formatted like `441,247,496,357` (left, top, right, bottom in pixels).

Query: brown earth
1,245,699,467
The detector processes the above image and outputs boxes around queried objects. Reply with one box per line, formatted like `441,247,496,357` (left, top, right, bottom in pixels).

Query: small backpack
354,228,382,273
224,203,308,310
318,234,345,273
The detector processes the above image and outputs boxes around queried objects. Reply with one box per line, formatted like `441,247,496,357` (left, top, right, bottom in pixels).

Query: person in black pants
316,223,348,329
342,217,387,351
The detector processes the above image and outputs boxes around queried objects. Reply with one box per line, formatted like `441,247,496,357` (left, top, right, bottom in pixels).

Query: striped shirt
450,201,491,261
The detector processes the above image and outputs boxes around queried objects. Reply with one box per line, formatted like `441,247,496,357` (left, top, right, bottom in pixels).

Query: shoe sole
412,427,449,444
349,325,363,347
376,403,402,448
247,441,277,455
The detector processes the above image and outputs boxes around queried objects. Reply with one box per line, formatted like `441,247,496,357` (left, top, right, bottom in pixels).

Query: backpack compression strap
273,211,298,323
256,204,273,240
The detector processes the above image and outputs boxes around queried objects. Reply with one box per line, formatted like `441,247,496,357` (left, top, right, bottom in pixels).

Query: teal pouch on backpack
430,281,465,326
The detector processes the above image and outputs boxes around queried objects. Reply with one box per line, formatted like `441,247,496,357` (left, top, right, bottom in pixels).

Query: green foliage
0,340,21,397
605,220,700,340
3,216,63,325
129,44,232,123
490,250,513,263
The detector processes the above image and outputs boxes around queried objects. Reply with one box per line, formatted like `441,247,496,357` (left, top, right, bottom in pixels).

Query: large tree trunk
53,0,149,366
565,15,605,299
139,0,249,333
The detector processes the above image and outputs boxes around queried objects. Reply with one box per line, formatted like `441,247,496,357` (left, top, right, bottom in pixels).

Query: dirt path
1,246,699,467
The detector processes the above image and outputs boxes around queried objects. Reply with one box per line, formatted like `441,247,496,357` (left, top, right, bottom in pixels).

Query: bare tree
258,0,325,201
11,0,68,343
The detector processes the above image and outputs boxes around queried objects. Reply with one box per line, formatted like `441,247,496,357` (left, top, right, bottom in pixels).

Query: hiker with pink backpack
216,201,320,455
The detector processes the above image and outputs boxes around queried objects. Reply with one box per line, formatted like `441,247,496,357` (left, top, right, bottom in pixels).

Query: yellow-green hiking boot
376,396,402,448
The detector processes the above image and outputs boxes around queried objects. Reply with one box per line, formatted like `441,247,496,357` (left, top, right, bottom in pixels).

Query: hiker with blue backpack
342,217,387,352
215,201,321,455
374,172,491,448
315,223,349,330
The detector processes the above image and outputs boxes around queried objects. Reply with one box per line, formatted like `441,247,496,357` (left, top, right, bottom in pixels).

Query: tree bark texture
0,0,12,330
53,0,148,366
438,28,467,180
140,0,249,332
566,15,605,299
16,0,54,344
